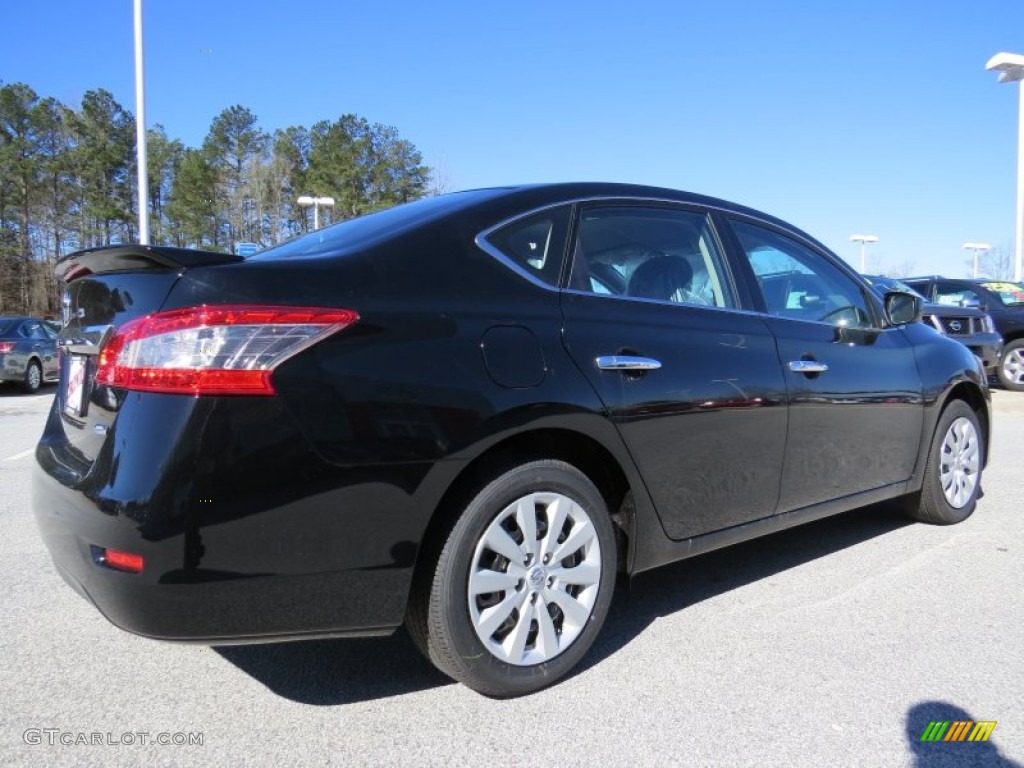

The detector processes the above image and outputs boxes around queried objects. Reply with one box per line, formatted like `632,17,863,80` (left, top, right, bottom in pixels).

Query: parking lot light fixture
850,234,879,272
296,195,336,230
963,242,992,278
986,52,1024,282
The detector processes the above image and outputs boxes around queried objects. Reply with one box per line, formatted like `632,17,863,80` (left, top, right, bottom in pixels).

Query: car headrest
627,256,693,301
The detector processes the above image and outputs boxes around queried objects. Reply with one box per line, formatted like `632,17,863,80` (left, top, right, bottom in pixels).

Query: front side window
934,282,983,308
731,219,872,328
569,206,733,308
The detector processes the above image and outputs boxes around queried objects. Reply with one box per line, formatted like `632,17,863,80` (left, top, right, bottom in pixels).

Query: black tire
905,400,983,525
997,338,1024,391
22,360,42,394
407,459,617,697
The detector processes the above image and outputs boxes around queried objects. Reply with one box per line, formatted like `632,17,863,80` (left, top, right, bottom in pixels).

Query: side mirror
885,291,922,325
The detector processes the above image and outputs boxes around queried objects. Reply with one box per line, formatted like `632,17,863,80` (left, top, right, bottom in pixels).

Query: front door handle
597,355,662,371
788,360,829,374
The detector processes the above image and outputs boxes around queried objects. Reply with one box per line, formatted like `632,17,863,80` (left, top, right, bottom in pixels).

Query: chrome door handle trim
597,355,662,371
788,360,829,373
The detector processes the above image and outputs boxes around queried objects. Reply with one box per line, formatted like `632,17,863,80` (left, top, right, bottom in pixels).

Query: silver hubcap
939,416,980,508
468,492,601,666
27,364,40,389
1002,348,1024,385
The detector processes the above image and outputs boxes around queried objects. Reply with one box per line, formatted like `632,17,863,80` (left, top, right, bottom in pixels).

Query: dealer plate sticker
64,355,86,417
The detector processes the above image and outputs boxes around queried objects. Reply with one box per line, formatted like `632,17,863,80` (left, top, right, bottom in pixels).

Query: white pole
860,242,867,272
133,0,149,245
1016,79,1024,282
313,201,320,230
974,249,979,278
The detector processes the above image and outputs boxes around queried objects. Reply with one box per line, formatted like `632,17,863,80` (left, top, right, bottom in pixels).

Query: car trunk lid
54,245,243,464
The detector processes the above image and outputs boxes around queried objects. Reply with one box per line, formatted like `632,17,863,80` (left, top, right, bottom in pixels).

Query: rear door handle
788,360,829,373
597,355,662,371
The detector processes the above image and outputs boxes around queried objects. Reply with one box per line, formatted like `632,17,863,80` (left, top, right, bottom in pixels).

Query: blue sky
3,0,1023,276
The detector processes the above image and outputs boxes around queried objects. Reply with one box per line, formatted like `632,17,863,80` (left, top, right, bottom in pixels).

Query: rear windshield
0,319,19,336
249,189,509,260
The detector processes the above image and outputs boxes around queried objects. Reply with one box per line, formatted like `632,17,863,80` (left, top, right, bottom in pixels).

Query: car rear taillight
95,305,357,396
99,548,144,574
0,342,14,353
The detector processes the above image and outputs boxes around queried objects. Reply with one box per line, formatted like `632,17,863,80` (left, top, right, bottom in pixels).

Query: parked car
0,316,59,392
34,183,990,697
904,276,1024,391
861,275,1001,376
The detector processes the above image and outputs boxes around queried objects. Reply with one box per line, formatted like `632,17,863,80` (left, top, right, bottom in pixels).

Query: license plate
64,354,86,417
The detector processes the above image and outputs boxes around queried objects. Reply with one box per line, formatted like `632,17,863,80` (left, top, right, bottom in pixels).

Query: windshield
862,276,927,301
249,189,509,260
979,282,1024,306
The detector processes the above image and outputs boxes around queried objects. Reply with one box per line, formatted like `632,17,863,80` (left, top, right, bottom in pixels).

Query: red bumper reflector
101,548,144,574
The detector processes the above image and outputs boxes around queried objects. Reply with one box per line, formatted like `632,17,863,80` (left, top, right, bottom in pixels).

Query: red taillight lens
95,305,358,396
0,342,14,353
101,548,144,574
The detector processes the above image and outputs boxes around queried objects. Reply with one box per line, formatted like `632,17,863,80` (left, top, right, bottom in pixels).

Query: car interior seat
627,256,694,302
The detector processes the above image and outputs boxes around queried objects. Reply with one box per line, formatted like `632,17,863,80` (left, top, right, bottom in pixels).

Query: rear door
22,320,58,379
724,217,924,512
560,202,788,541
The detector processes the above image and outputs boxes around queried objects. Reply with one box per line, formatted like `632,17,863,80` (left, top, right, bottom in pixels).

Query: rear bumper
31,394,445,644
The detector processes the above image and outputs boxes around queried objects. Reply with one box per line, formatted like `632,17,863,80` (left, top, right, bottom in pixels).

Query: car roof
475,182,835,253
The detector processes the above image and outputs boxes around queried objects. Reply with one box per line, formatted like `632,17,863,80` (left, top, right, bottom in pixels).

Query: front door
727,218,924,512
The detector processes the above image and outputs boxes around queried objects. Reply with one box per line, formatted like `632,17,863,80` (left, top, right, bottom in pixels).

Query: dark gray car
0,317,59,393
863,276,1002,378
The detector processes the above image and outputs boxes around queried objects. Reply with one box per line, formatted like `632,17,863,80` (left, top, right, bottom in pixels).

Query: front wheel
905,400,983,525
997,338,1024,391
407,460,617,697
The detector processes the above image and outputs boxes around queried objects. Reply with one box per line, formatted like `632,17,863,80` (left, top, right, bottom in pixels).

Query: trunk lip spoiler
55,244,244,281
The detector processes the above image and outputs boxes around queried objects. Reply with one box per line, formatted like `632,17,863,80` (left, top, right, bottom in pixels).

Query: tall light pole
297,196,336,230
963,242,991,278
986,52,1024,282
850,234,879,272
133,0,149,244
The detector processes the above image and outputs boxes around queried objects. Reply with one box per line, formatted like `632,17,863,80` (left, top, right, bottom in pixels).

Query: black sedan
0,316,59,392
861,275,1002,377
33,183,990,697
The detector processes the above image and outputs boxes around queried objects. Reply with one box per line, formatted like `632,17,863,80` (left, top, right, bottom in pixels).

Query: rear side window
479,206,571,288
22,322,49,340
568,206,733,307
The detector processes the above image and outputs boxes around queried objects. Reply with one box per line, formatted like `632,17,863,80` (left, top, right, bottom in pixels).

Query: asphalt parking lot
1,384,1021,767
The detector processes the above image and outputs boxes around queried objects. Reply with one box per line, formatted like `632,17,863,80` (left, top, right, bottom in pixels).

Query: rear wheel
905,400,983,525
22,360,42,393
997,339,1024,391
407,460,617,697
